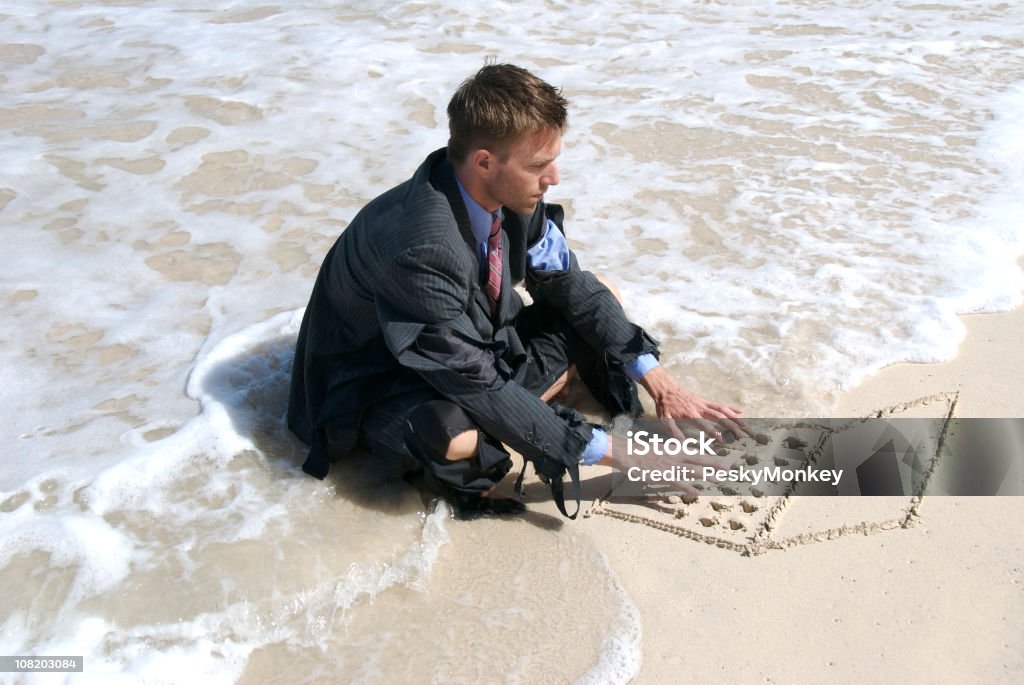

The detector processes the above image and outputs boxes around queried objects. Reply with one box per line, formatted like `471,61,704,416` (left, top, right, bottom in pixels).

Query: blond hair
446,63,568,162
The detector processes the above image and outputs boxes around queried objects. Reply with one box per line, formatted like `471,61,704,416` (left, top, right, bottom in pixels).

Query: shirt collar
454,173,502,246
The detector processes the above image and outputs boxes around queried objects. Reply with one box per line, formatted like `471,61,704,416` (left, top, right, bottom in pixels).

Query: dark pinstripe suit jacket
287,148,657,478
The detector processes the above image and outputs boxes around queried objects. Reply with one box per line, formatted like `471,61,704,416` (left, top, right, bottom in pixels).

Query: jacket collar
427,149,477,255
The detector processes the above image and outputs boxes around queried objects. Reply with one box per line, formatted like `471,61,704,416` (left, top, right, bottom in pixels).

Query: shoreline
833,303,1024,418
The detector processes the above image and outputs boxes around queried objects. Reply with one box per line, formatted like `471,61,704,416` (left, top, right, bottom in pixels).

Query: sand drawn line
905,391,959,523
589,392,959,556
587,506,751,554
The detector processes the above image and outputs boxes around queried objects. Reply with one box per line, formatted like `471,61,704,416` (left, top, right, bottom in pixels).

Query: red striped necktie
485,212,502,315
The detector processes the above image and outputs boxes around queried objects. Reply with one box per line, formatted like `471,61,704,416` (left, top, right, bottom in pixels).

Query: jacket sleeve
375,243,594,465
524,204,659,370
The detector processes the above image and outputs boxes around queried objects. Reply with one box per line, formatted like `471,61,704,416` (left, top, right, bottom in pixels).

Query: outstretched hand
593,365,747,494
640,365,747,440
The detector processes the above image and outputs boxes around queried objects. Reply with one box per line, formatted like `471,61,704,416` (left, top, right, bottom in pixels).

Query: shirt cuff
580,428,609,465
624,353,659,381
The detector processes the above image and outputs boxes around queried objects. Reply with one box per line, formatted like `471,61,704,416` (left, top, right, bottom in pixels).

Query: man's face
486,128,562,216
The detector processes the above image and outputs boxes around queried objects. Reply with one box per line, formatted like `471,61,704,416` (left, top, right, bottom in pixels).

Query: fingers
663,415,729,445
660,416,687,442
671,414,728,443
688,448,728,471
717,417,748,439
697,403,750,439
647,441,726,473
711,405,746,423
677,482,701,497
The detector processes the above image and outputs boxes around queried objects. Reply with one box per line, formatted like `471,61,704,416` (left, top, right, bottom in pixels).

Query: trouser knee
405,400,478,464
403,400,512,496
596,275,622,304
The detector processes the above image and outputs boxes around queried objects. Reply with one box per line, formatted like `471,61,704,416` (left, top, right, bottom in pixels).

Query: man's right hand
594,432,727,497
639,365,747,441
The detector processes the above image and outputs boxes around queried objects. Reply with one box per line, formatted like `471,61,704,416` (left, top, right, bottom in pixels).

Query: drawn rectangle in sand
588,394,957,556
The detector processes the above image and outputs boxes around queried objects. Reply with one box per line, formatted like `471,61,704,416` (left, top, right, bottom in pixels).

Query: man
288,64,743,518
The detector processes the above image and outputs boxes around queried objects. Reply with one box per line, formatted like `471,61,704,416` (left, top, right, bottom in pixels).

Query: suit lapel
494,208,539,323
494,227,515,322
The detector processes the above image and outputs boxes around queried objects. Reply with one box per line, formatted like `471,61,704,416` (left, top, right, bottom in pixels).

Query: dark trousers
357,303,640,498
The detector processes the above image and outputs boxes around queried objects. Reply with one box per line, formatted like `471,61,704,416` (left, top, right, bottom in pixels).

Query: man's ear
470,149,494,177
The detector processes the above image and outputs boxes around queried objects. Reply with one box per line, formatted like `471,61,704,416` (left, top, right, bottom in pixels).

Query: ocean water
1,0,1022,682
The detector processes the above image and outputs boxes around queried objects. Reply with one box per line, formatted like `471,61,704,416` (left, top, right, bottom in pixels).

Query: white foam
575,552,643,685
329,499,452,622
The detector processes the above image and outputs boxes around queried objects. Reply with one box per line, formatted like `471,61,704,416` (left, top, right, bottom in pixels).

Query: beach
2,1,1023,682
